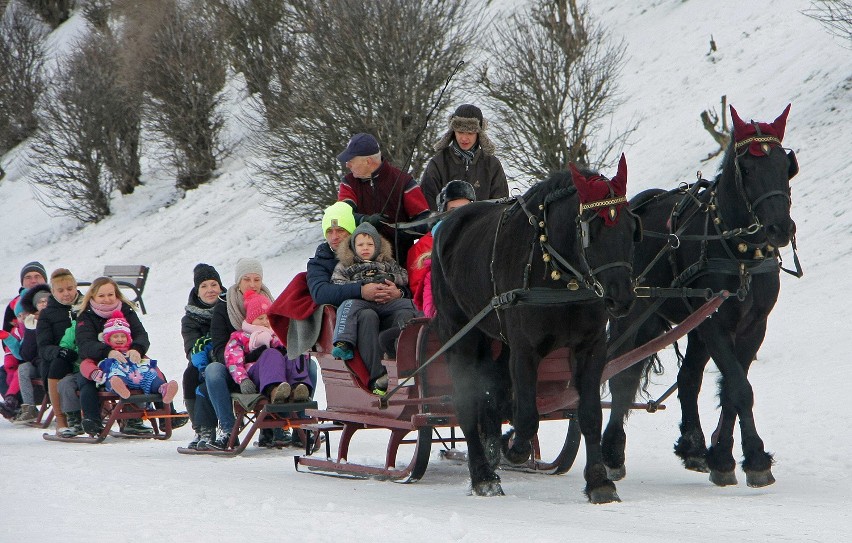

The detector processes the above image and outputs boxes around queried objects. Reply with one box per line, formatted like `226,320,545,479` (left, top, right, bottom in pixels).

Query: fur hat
102,310,132,345
234,258,263,284
20,283,52,314
350,222,382,260
20,261,47,285
437,180,476,212
433,104,496,155
322,201,357,236
193,263,222,291
244,289,271,324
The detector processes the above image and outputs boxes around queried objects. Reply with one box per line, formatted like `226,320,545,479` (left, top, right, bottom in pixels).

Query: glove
239,379,258,394
191,334,211,355
249,329,273,351
245,344,268,363
57,348,78,363
362,213,387,227
89,369,106,385
24,315,38,330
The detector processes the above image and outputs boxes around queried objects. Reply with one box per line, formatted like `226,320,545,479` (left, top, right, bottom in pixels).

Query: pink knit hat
103,310,132,345
244,290,271,324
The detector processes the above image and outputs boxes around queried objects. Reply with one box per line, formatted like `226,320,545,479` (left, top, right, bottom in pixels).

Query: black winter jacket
36,293,80,368
76,302,149,361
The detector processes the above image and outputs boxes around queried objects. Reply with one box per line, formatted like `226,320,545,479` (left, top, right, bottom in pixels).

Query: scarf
184,304,216,325
450,140,477,167
226,283,274,330
90,299,122,319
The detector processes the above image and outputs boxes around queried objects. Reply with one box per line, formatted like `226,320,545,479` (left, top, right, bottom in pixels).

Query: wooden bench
78,265,150,314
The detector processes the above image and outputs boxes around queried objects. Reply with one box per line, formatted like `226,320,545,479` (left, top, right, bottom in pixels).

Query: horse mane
716,134,739,183
510,168,603,217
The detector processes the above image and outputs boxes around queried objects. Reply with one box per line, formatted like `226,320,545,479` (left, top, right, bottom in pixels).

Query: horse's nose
605,296,634,318
766,221,794,248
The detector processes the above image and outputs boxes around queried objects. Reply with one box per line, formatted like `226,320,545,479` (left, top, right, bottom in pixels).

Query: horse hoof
471,480,505,497
605,464,626,481
709,469,738,487
684,456,710,473
503,441,532,465
588,486,621,504
745,468,776,488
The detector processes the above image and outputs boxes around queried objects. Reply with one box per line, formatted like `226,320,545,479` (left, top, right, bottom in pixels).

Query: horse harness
633,136,802,307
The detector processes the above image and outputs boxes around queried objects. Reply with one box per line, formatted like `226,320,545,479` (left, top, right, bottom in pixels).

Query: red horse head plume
570,154,628,226
730,104,791,156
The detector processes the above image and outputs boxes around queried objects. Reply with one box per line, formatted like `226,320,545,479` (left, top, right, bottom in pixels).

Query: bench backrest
77,265,150,314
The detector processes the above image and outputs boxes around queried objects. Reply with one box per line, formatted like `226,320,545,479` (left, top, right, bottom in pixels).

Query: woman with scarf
74,276,154,435
179,263,225,449
419,104,508,211
198,258,313,451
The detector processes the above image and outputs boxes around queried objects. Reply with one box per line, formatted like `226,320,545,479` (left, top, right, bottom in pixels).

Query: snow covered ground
1,1,850,541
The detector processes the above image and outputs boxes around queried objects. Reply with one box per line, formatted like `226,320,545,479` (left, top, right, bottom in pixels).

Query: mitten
239,379,258,394
362,213,387,227
191,334,211,355
89,369,106,385
58,348,78,363
24,315,38,330
249,329,273,351
245,344,268,363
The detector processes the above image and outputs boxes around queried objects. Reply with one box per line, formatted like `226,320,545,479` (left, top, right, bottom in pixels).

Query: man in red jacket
337,133,430,265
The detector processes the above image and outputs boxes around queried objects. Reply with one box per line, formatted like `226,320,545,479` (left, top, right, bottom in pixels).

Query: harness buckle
634,286,652,298
667,234,681,248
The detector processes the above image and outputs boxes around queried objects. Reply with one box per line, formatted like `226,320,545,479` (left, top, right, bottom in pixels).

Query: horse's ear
569,163,590,200
787,149,799,180
772,103,791,142
730,105,748,140
610,154,628,196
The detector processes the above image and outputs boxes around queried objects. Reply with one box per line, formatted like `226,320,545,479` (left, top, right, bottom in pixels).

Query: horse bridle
514,186,634,297
731,127,792,227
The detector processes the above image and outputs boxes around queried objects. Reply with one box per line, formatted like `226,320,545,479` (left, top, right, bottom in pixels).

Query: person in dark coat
2,261,48,398
420,104,508,211
337,132,431,265
179,263,225,449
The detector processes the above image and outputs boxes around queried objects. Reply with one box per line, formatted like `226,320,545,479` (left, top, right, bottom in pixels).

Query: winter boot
0,395,20,420
195,426,217,450
47,378,68,433
271,382,291,404
82,417,105,436
109,376,131,399
291,383,310,403
59,412,84,437
184,398,197,432
122,418,154,435
158,381,179,404
12,404,39,424
208,427,239,451
332,341,354,360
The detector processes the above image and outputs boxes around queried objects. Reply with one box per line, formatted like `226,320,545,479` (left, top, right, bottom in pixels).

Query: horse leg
710,322,774,487
447,333,503,496
503,348,538,466
576,339,620,503
602,360,646,481
674,331,712,472
479,341,510,470
707,395,738,486
602,312,666,480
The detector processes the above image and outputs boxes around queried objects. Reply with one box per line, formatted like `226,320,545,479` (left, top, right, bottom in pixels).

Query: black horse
602,105,799,488
432,156,641,502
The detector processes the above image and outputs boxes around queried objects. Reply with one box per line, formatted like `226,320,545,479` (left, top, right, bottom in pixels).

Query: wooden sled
177,393,321,457
43,391,173,443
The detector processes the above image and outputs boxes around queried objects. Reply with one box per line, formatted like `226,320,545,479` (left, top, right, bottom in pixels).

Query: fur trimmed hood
335,230,395,267
433,108,496,156
19,283,51,314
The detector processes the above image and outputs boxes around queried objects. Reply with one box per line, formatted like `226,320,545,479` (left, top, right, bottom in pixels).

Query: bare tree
211,0,294,115
252,0,483,224
28,32,132,222
21,0,73,27
478,0,635,183
700,95,731,161
144,0,228,191
0,2,47,153
804,0,852,46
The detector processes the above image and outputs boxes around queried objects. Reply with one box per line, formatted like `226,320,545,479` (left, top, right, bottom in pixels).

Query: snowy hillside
1,1,850,541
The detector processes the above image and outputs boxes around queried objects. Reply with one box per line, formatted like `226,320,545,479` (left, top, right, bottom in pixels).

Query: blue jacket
306,241,362,307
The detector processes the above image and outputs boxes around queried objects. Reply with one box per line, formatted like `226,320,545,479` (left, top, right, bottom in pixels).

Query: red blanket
269,272,318,343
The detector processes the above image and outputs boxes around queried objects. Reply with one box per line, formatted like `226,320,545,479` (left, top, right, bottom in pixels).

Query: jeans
198,362,236,431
